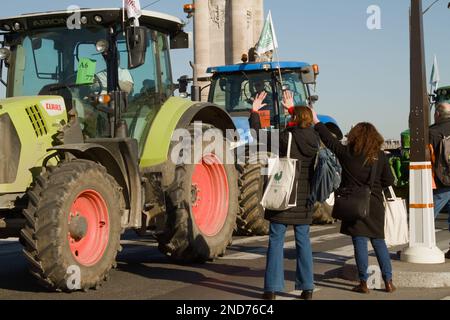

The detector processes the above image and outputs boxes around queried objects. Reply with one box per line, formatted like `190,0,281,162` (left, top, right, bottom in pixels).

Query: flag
125,0,142,20
430,55,440,89
255,11,279,55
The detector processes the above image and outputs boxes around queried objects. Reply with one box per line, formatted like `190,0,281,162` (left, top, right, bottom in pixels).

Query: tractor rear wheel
235,163,269,236
158,124,238,262
20,160,123,291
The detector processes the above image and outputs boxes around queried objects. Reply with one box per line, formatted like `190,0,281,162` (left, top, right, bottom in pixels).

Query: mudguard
49,139,142,228
139,97,235,169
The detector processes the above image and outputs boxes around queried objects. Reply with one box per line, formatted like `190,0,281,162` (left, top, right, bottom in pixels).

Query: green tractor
0,8,239,291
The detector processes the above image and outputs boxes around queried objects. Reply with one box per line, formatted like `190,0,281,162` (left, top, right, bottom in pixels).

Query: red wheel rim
191,154,229,237
68,190,109,266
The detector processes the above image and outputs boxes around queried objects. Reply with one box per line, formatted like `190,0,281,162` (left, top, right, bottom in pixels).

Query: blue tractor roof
207,61,310,74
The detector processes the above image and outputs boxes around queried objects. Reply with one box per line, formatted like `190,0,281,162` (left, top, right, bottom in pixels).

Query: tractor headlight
0,113,21,184
95,39,109,54
13,22,21,31
0,48,11,61
94,15,103,24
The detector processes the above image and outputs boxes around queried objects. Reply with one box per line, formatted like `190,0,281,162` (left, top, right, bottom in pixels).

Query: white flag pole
122,0,126,34
268,11,284,92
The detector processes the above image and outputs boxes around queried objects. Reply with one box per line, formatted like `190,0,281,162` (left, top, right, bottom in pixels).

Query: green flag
255,11,279,55
430,55,440,89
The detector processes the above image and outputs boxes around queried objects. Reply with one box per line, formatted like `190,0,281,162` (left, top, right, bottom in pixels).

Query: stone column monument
193,0,264,99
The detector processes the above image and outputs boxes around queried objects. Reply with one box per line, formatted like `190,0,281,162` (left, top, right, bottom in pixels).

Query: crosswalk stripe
0,238,19,245
223,232,347,260
232,226,337,246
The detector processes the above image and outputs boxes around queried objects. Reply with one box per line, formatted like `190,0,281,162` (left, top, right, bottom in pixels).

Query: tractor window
13,37,60,96
277,72,308,128
210,73,273,113
158,33,173,98
118,29,162,153
210,72,276,128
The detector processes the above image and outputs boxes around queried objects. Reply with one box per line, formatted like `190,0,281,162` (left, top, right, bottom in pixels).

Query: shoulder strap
341,160,378,188
368,161,378,189
287,132,293,158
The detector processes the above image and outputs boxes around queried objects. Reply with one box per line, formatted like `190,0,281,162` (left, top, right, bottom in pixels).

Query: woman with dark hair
252,91,320,300
311,108,396,294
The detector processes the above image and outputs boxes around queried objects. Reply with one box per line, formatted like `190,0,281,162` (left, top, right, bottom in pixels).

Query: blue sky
1,0,449,139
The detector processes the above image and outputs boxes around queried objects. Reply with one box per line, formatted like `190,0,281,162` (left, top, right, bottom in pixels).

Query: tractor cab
0,9,187,145
435,86,450,104
207,62,343,142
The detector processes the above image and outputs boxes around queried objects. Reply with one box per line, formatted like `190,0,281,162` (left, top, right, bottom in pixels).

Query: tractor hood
0,96,67,194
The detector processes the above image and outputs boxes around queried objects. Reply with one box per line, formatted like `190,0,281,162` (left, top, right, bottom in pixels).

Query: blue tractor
206,61,342,235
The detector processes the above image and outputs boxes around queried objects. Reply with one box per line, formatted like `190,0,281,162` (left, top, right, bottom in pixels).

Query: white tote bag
383,186,409,247
261,133,298,211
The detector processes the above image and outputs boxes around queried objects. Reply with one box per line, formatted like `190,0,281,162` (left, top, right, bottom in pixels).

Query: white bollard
401,162,445,264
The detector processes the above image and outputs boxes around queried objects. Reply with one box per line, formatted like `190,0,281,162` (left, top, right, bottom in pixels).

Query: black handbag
332,162,377,222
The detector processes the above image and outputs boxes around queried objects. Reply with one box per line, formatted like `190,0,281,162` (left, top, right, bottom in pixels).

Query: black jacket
430,118,450,188
315,123,395,239
264,125,321,225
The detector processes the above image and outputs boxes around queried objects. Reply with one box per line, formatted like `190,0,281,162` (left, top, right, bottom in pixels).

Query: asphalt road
0,216,449,301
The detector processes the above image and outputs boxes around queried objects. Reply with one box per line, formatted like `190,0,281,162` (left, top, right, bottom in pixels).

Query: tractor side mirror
32,38,42,50
300,66,316,85
309,95,319,103
126,26,147,69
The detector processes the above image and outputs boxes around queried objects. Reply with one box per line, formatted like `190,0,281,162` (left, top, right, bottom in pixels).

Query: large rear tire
20,160,124,291
158,124,238,262
235,163,269,236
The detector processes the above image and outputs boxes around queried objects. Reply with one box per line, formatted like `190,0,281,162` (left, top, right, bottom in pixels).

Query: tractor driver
96,54,134,95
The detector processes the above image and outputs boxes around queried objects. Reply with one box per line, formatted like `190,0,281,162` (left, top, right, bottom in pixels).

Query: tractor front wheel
20,160,123,291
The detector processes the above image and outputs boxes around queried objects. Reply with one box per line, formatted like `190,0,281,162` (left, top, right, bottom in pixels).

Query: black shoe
262,292,276,300
299,290,313,300
445,249,450,260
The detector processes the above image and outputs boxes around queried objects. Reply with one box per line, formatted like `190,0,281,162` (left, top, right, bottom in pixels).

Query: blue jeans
264,223,314,292
352,237,393,282
433,188,450,230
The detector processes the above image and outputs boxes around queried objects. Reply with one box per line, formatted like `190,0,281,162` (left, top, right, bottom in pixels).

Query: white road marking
313,245,356,263
120,240,157,247
0,238,19,245
441,296,450,300
231,226,336,246
223,232,347,260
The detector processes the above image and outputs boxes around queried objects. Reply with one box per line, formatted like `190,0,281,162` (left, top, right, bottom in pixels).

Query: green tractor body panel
0,96,67,193
139,96,196,168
